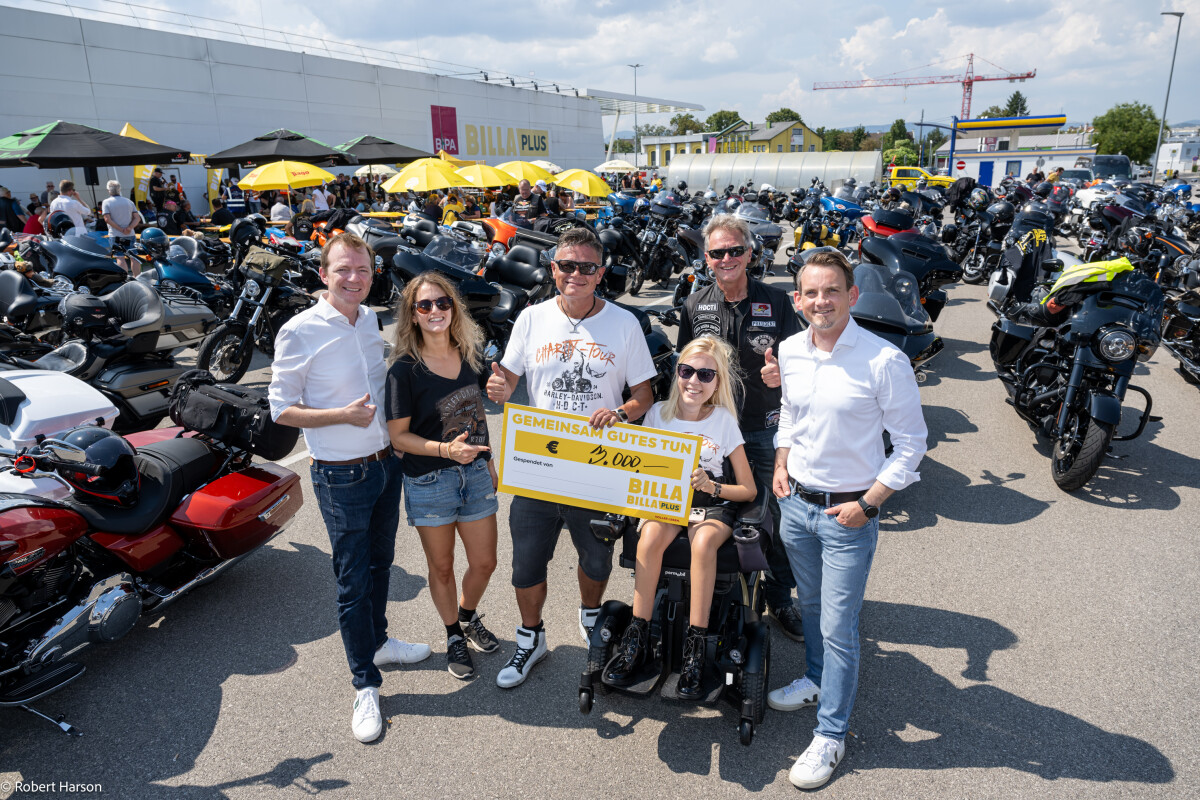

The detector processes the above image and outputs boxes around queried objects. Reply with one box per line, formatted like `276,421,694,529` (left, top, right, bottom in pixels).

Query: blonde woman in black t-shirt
385,272,500,680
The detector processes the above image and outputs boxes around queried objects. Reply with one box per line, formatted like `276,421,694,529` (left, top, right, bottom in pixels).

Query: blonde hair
659,335,741,422
391,271,484,373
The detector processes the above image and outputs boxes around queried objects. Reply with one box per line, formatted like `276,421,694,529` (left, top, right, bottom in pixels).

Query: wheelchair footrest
600,662,663,696
660,670,725,705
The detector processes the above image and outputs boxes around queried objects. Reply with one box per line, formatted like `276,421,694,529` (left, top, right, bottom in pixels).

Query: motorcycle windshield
833,187,856,201
734,204,768,222
423,235,483,271
852,262,930,331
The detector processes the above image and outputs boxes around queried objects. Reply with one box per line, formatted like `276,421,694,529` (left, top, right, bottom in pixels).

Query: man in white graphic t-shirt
486,226,656,689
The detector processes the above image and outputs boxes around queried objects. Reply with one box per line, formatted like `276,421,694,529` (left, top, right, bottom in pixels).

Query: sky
47,0,1200,134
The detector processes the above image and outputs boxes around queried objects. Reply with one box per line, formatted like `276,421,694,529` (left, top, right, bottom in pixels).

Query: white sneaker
579,605,601,643
768,676,820,711
789,735,845,790
496,626,548,689
352,687,383,743
374,637,432,667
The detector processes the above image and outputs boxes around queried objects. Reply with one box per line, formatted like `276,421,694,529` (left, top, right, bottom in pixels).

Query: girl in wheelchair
604,335,757,698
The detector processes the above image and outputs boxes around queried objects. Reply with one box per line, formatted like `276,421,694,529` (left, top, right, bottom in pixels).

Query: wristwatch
615,407,629,423
857,497,879,519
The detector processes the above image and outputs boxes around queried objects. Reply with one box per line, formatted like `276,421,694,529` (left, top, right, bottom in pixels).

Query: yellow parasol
496,160,555,184
549,169,613,198
381,159,470,193
437,150,476,168
455,164,518,188
237,160,335,191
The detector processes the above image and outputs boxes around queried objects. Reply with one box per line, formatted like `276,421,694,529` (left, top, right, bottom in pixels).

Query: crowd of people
266,211,927,790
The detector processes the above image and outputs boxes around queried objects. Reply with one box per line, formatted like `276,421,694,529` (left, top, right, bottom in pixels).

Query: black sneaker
462,613,500,654
677,627,706,699
447,635,474,680
771,603,805,643
603,618,648,686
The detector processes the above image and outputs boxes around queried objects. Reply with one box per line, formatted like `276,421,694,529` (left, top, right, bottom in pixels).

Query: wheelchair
578,482,774,745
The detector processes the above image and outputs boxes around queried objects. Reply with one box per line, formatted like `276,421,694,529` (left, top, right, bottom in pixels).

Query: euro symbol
547,440,559,454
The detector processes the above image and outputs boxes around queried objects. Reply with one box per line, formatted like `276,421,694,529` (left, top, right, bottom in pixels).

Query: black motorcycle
1159,254,1200,384
17,236,127,295
195,247,317,384
989,265,1162,491
851,261,944,381
858,231,962,322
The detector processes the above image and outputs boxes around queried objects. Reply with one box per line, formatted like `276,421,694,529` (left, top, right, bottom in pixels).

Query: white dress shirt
268,295,390,461
776,317,927,493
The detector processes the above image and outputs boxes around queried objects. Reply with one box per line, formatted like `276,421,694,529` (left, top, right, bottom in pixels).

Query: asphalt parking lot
1,241,1198,799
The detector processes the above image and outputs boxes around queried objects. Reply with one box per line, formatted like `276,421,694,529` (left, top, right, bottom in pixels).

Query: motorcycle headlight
1095,328,1136,362
490,242,506,257
244,279,261,298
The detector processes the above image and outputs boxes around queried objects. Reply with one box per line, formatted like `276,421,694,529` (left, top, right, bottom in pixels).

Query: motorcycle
989,258,1162,491
0,279,216,432
850,260,944,381
0,376,301,731
1158,254,1200,385
133,236,235,317
17,236,127,296
194,247,318,384
858,230,962,323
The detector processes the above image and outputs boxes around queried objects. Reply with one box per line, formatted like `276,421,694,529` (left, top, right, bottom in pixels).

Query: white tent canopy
665,152,883,193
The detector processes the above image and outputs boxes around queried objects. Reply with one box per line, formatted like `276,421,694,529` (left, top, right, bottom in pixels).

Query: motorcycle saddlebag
169,462,302,558
168,370,298,460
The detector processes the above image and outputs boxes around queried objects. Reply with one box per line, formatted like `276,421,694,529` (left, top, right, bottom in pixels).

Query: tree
765,107,802,126
669,113,704,135
634,123,669,139
850,125,868,151
1004,91,1030,117
821,128,842,151
883,142,918,166
705,109,742,132
1092,102,1163,164
613,139,634,154
921,129,948,166
977,105,1006,119
881,119,909,151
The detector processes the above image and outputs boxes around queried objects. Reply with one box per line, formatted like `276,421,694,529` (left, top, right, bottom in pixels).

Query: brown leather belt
789,479,866,507
309,446,394,468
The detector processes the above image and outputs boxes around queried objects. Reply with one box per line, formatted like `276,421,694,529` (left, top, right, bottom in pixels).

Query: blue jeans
310,455,403,690
741,427,796,610
778,491,879,741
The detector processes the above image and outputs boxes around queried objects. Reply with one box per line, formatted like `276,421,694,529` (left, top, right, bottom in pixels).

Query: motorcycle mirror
41,439,88,464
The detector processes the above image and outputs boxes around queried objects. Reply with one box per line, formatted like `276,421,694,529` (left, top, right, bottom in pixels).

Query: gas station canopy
953,114,1067,139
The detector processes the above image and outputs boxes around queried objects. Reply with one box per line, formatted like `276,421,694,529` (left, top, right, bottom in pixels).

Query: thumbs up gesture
344,393,376,427
760,346,781,388
486,362,512,404
445,430,490,464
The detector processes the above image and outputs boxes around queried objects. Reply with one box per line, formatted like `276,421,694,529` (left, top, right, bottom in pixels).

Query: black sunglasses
414,296,453,314
677,363,717,383
555,260,601,275
707,246,747,261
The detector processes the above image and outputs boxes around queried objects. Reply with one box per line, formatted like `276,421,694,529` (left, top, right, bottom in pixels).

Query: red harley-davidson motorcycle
0,376,302,734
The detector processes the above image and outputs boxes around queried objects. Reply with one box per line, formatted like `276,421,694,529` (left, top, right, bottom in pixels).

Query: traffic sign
956,160,966,170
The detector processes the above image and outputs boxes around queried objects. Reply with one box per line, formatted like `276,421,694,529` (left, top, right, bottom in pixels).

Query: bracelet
712,483,721,499
440,442,446,458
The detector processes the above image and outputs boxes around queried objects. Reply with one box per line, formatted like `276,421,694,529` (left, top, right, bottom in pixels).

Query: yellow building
641,119,822,169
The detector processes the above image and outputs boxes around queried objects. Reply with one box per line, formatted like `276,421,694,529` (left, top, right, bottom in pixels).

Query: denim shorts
402,458,497,527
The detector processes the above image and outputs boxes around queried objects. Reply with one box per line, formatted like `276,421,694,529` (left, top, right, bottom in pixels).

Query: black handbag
168,369,298,461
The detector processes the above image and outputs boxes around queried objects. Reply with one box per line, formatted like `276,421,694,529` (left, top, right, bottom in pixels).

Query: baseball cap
536,179,547,190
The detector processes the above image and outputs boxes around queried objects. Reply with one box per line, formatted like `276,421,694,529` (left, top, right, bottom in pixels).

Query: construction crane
812,53,1036,120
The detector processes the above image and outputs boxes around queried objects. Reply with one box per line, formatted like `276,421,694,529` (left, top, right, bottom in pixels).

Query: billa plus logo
431,105,459,155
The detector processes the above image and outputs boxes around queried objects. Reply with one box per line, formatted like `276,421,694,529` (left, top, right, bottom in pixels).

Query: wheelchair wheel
579,687,594,714
739,625,771,725
739,719,754,746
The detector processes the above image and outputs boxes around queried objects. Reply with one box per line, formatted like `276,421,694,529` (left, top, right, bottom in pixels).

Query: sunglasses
677,363,717,383
554,260,601,275
414,296,453,314
707,246,747,261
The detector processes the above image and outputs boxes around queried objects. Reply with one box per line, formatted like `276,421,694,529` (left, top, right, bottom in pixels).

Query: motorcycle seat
0,270,38,321
67,439,217,538
493,246,548,290
405,218,439,249
101,280,164,343
488,287,518,324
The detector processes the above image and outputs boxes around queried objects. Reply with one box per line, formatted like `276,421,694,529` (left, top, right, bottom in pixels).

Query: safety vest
1040,257,1135,305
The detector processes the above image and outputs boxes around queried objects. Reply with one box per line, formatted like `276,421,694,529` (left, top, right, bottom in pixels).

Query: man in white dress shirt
767,249,927,789
268,232,430,744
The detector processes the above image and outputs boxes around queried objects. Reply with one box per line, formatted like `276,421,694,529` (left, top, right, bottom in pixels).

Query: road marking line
278,449,311,467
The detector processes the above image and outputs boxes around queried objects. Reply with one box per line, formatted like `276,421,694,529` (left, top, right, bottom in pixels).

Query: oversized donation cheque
497,403,702,526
